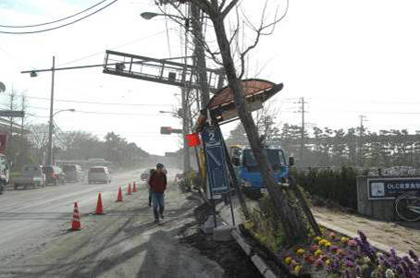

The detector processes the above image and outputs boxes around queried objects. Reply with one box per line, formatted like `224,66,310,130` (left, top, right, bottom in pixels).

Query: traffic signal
160,126,173,134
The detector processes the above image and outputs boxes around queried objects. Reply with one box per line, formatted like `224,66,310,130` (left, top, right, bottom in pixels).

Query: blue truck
230,146,293,198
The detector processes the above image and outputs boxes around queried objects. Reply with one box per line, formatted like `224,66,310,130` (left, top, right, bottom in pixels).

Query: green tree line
226,122,420,168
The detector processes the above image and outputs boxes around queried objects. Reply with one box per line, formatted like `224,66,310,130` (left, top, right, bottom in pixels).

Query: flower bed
279,229,420,277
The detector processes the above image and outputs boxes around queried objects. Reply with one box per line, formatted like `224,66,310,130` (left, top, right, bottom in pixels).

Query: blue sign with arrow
202,125,229,195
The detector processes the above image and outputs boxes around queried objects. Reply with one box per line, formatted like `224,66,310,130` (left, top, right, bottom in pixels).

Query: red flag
0,134,7,153
186,133,201,147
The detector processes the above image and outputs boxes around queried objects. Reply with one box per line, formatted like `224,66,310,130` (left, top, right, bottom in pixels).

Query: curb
231,228,282,278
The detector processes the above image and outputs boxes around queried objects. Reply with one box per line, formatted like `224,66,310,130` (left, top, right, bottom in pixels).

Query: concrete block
213,225,235,242
251,255,268,274
200,216,221,234
263,270,277,278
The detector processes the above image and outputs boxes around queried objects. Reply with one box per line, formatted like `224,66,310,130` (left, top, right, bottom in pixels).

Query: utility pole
181,88,191,174
298,97,307,163
359,115,366,132
8,90,15,162
47,56,56,166
358,115,367,167
191,3,210,109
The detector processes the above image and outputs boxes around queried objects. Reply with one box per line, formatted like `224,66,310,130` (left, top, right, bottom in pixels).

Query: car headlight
243,181,252,187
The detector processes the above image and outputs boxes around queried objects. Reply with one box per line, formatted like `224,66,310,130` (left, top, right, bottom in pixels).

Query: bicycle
394,192,420,222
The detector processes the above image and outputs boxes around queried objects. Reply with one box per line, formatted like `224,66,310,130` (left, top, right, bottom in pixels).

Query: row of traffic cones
71,181,138,231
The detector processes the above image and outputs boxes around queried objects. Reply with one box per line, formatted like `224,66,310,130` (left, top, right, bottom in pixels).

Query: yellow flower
319,239,328,246
341,237,349,244
294,265,302,274
284,257,292,265
314,236,322,243
325,260,331,266
314,249,323,258
296,248,305,256
325,242,332,248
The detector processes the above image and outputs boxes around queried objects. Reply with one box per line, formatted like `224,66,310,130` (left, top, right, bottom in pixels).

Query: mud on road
180,202,262,278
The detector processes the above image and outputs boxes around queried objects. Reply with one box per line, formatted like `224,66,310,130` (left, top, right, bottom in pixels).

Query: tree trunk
210,13,307,244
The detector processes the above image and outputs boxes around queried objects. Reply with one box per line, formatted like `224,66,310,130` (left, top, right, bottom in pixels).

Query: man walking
149,163,167,223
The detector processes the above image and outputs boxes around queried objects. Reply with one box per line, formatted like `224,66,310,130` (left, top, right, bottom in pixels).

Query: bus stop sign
201,125,229,195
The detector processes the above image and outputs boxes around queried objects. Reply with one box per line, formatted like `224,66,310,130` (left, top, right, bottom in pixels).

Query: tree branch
221,0,240,18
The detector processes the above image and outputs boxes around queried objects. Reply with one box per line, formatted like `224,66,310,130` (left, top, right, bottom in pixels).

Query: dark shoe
154,219,159,224
160,213,164,219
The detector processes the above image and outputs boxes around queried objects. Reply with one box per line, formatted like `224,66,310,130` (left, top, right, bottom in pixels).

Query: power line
57,29,171,66
14,94,173,107
0,0,118,35
0,0,108,28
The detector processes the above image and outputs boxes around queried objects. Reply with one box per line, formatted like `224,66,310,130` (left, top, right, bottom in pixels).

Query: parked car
88,166,111,184
0,154,9,194
63,164,85,182
43,165,66,185
11,164,46,190
140,169,151,181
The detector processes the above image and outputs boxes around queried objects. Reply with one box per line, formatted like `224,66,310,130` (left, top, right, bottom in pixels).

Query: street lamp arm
140,12,186,21
53,109,75,117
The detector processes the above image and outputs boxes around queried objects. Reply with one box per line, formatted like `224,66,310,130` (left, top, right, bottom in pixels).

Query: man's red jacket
149,172,167,193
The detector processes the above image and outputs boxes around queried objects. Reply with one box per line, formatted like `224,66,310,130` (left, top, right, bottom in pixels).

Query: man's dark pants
152,192,164,220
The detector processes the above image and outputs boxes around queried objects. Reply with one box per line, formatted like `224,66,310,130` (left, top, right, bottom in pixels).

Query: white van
88,166,111,184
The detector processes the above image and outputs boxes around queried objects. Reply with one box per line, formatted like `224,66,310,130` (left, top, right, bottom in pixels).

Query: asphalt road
0,168,228,278
0,168,147,262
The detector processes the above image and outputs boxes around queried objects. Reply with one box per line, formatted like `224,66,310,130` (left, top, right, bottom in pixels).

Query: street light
53,109,76,117
140,12,185,21
47,108,75,165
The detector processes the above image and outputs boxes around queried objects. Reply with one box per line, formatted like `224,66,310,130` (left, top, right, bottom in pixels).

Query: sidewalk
312,206,420,255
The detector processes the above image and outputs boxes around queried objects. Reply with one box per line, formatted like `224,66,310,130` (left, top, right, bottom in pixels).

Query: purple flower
330,245,339,253
345,269,352,278
401,261,411,276
409,250,418,262
345,259,355,268
357,230,367,242
355,265,362,276
396,264,404,275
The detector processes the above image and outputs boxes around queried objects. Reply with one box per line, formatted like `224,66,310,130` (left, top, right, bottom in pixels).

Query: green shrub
293,166,358,210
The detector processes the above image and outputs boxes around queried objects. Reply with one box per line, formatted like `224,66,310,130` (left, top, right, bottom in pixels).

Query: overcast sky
1,0,420,155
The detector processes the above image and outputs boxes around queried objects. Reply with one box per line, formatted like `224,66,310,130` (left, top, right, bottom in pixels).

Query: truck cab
231,146,292,198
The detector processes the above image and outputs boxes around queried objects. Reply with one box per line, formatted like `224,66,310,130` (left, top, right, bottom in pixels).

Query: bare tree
28,124,49,164
157,0,308,243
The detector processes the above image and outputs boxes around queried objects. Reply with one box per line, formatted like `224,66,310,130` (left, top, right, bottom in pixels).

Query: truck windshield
243,149,285,171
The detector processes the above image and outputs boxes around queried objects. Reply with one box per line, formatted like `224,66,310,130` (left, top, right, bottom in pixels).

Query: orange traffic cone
116,187,123,202
71,202,81,231
132,181,137,192
95,193,104,215
127,183,132,195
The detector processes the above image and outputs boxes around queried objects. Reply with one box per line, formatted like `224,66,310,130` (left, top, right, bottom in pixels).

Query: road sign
202,125,229,195
0,110,24,117
368,177,420,200
160,126,183,135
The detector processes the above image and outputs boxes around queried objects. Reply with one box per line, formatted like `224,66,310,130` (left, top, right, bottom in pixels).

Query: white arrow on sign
207,148,222,167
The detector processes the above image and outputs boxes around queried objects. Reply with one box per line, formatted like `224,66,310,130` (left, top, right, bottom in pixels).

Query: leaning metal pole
181,87,191,175
47,56,55,166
